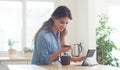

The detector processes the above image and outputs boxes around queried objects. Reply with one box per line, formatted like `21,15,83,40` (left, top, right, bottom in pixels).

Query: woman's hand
71,56,86,62
59,45,72,53
50,45,72,62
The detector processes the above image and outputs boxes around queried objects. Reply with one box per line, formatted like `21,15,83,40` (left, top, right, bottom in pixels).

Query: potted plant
8,38,16,56
96,14,119,67
23,47,33,57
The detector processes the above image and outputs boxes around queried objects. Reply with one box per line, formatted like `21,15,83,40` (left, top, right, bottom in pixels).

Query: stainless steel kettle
71,42,83,57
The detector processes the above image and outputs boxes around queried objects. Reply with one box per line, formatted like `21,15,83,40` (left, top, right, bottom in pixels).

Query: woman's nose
63,23,67,28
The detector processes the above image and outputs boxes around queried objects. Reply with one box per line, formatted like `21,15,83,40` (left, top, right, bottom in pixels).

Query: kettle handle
78,42,83,53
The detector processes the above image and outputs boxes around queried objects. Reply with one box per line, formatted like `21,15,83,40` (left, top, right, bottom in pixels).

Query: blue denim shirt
32,29,60,65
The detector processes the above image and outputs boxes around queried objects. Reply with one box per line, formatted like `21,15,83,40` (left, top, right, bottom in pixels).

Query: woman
32,6,86,65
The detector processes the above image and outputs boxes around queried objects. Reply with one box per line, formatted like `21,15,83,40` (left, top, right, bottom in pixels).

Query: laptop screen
86,49,95,57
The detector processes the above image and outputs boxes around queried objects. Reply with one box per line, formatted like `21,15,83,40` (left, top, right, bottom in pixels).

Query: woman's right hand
49,45,72,62
71,56,86,62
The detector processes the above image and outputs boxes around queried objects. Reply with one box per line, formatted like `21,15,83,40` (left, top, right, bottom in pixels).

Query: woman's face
53,17,69,32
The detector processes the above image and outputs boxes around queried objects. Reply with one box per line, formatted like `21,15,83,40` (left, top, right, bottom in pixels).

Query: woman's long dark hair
34,6,72,47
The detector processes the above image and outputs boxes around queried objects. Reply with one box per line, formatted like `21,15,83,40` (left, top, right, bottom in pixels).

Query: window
0,1,22,51
108,5,120,63
0,0,54,52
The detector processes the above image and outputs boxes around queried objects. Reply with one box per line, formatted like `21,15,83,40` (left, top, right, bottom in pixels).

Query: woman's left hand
71,56,86,62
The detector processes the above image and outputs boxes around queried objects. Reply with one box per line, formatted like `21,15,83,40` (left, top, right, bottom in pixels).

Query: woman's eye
60,22,64,24
59,22,68,25
66,22,68,24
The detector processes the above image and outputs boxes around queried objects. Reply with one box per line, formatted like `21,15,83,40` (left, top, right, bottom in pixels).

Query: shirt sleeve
35,34,52,64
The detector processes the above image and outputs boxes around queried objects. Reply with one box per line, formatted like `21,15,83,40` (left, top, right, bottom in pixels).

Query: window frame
0,0,54,56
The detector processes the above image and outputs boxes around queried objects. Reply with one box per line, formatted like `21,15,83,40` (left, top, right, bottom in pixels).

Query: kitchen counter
0,57,31,64
0,57,31,61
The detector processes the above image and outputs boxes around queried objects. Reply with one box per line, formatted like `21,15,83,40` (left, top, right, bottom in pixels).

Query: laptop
75,49,98,66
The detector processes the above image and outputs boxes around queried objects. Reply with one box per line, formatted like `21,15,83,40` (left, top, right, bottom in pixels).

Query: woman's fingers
73,56,86,62
60,47,71,52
